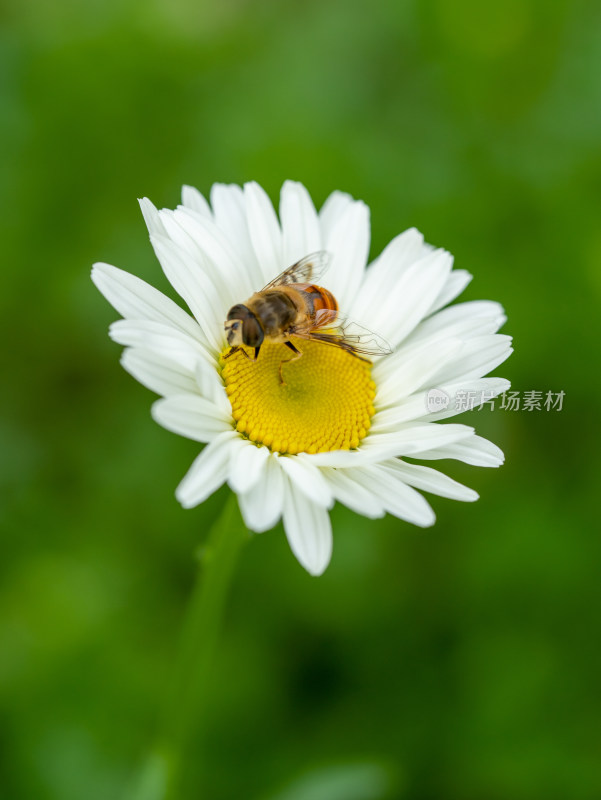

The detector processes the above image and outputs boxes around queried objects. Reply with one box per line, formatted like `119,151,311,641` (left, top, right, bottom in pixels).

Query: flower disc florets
222,338,376,455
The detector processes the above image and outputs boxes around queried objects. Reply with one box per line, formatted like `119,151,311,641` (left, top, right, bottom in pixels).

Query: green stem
131,493,249,800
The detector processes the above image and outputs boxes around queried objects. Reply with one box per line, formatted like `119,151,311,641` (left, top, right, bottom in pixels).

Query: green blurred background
1,0,600,798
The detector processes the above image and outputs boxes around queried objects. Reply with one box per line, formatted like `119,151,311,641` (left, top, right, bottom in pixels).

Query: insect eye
243,316,264,347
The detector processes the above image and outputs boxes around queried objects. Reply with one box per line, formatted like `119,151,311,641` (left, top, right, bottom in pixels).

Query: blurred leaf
263,761,398,800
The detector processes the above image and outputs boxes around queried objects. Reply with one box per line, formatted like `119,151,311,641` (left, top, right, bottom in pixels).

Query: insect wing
323,317,393,357
261,251,330,291
292,315,393,358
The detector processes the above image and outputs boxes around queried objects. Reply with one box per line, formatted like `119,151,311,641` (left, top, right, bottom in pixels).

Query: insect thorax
250,291,298,335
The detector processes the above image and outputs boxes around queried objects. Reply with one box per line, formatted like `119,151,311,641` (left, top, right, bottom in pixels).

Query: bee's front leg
279,340,303,384
224,346,261,362
223,346,240,360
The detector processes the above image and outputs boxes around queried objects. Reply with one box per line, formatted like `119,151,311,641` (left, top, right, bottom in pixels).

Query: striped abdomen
302,284,338,321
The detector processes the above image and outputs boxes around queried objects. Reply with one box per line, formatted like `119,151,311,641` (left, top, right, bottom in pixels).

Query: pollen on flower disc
221,338,376,455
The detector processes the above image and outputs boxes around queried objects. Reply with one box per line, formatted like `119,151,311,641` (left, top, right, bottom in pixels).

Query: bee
224,252,392,380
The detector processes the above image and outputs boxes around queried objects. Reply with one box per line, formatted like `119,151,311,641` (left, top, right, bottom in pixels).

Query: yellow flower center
221,338,376,455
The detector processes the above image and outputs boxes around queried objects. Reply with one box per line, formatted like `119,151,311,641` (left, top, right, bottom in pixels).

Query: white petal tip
301,559,331,577
139,197,164,236
107,321,126,342
282,178,302,190
90,261,114,285
90,264,101,285
174,487,197,509
244,520,277,535
149,398,165,425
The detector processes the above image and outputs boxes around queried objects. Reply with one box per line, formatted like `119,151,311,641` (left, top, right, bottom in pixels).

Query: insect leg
284,340,302,355
223,346,240,359
223,346,256,362
279,340,303,384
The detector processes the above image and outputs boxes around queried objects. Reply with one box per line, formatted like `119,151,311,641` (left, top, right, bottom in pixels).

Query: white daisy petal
424,378,511,421
227,441,270,495
431,335,513,385
194,360,231,415
350,227,425,322
408,300,506,344
344,465,436,527
282,479,333,576
237,454,284,532
158,209,239,308
405,313,508,353
150,235,224,349
244,181,283,283
381,459,479,502
278,456,333,508
175,431,238,508
374,315,508,402
322,199,370,310
427,269,473,315
322,468,385,519
373,338,463,407
297,450,376,468
370,377,511,430
139,197,167,237
168,207,254,303
181,184,212,218
91,262,205,343
280,180,322,266
121,348,198,397
158,210,206,263
361,422,475,459
152,394,231,442
94,180,511,576
210,183,264,290
108,319,210,373
411,434,505,467
319,190,354,239
370,248,454,348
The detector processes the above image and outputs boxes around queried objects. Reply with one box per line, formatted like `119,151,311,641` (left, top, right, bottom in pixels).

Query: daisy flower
92,181,511,576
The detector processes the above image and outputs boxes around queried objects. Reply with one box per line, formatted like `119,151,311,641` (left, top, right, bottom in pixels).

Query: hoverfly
224,252,391,381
